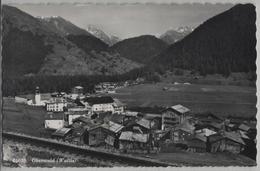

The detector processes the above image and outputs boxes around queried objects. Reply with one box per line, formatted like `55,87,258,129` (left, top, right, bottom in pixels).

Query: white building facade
46,98,67,112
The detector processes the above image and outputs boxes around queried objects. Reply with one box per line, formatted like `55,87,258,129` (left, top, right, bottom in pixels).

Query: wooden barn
208,131,245,153
123,118,154,134
88,121,124,148
51,127,72,141
119,131,150,153
187,135,207,153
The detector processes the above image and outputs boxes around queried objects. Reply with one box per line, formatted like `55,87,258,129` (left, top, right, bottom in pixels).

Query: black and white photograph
1,0,258,168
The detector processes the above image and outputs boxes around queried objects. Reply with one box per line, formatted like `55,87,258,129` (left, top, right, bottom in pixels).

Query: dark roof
73,116,92,124
119,131,149,143
83,96,114,105
238,123,250,132
72,126,88,136
174,126,193,134
74,99,85,107
44,112,64,120
88,121,124,133
209,131,245,145
52,128,72,137
101,121,124,133
136,118,153,129
110,114,125,124
208,122,223,130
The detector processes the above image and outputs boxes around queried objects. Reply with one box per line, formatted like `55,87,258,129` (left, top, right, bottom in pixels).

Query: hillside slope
2,5,141,77
111,35,168,64
38,16,93,37
153,4,256,76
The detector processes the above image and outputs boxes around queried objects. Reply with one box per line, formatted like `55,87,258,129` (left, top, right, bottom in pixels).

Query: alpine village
2,3,257,167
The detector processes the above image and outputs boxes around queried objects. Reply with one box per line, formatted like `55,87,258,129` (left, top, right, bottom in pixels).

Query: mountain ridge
110,35,168,64
2,5,142,77
159,26,194,44
152,4,256,76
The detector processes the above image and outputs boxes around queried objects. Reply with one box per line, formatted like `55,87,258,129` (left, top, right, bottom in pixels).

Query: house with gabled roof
187,134,207,153
208,131,245,153
161,104,190,130
119,131,150,153
124,118,155,134
52,127,72,140
44,112,65,130
172,125,194,144
88,121,124,148
82,96,115,114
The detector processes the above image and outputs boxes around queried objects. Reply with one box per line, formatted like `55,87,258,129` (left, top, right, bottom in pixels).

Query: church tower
35,86,41,105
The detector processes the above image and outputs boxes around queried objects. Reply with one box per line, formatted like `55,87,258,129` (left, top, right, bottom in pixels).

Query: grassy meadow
112,83,257,118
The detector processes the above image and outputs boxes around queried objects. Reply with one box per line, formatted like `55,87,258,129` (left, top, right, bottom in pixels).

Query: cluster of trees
2,27,53,77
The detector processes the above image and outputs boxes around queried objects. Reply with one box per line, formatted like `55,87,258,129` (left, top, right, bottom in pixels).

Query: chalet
51,127,72,140
142,113,163,130
70,125,90,145
119,131,150,153
46,98,67,112
124,118,155,134
83,96,115,114
69,117,97,145
172,126,194,143
64,111,89,125
208,131,245,153
113,99,125,114
72,116,97,127
187,134,207,153
94,84,105,93
120,111,138,124
44,112,64,130
161,104,190,130
225,123,236,131
109,113,125,125
70,86,84,100
154,130,171,142
88,121,124,148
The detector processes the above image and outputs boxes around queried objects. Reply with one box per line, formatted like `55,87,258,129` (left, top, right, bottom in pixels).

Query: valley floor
112,83,257,118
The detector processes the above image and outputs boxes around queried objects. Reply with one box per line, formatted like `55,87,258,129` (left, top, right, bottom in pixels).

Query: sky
4,1,234,39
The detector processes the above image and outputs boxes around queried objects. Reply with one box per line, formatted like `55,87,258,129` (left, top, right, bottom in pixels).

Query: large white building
46,98,67,112
44,112,64,130
82,96,115,113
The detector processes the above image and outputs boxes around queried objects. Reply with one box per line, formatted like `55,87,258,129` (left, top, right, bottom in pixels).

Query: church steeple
35,86,41,105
